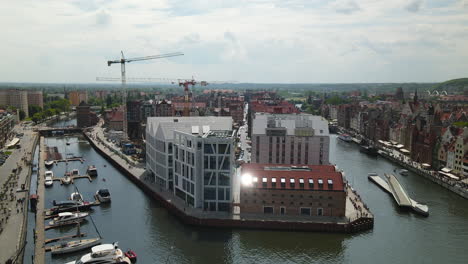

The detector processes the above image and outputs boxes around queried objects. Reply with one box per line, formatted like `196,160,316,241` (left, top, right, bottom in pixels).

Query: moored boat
87,165,98,177
71,192,84,201
63,174,72,185
65,243,133,264
338,133,352,142
49,212,88,225
45,176,54,187
49,238,102,255
359,145,378,156
399,169,409,176
95,189,111,203
71,169,80,177
45,160,54,167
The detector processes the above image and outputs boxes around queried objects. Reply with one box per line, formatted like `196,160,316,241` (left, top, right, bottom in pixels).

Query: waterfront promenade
338,127,468,199
0,125,38,264
85,123,373,232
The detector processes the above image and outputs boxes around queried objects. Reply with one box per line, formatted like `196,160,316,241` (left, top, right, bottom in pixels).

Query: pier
34,137,46,264
368,173,429,216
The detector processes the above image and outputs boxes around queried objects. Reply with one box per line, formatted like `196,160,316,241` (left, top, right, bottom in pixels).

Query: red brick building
240,164,346,217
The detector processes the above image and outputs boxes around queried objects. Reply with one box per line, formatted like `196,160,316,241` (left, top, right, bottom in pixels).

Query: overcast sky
1,0,467,83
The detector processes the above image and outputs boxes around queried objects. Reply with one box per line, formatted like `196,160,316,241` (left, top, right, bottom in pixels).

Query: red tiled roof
241,164,345,192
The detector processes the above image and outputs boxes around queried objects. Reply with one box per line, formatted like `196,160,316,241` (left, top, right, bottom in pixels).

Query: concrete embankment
83,131,373,233
33,137,46,264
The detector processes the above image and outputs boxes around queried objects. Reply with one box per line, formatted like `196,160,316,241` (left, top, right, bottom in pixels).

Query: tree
19,110,26,120
32,112,43,123
29,105,42,116
106,95,112,107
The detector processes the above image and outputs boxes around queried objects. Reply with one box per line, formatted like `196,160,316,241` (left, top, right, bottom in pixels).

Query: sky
1,0,468,83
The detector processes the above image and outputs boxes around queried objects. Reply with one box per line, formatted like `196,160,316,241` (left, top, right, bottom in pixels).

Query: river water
25,133,468,264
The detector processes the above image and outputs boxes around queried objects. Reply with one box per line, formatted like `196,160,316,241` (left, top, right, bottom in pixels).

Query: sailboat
48,223,102,255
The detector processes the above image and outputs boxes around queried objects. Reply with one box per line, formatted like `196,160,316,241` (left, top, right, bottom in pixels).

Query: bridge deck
385,174,412,207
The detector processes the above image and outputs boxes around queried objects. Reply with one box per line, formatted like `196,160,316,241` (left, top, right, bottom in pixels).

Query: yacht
63,173,72,185
45,176,54,187
45,160,54,167
399,169,409,176
49,238,101,255
71,192,84,201
71,169,80,177
338,133,352,142
65,243,133,264
87,165,98,177
95,189,111,203
45,170,54,178
49,212,88,225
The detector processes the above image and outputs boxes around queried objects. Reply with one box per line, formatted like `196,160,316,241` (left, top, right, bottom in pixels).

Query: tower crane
105,51,183,138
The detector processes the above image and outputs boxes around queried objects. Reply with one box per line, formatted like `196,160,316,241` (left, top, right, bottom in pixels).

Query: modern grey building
146,117,235,212
251,113,330,165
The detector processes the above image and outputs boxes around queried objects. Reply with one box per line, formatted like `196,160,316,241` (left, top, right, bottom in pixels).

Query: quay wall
337,126,468,200
378,151,468,199
83,132,373,233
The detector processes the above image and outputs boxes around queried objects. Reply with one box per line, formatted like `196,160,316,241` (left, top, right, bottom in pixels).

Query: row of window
244,193,333,199
246,200,333,207
253,177,333,189
263,206,324,216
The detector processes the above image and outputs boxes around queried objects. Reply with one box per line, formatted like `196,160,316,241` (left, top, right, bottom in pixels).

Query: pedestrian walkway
0,125,38,264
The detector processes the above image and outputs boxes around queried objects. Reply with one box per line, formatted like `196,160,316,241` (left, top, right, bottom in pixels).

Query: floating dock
368,173,429,216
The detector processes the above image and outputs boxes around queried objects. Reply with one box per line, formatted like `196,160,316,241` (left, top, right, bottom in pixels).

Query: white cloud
0,0,467,83
332,0,361,15
405,0,424,13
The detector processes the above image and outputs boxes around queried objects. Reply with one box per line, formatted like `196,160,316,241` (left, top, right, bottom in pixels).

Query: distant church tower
413,88,418,104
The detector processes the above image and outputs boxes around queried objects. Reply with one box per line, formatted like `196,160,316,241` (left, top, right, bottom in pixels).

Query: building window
308,179,314,189
280,207,286,215
300,208,311,216
272,178,277,188
263,206,274,214
262,177,268,188
317,208,323,216
280,178,286,188
290,178,295,188
299,178,304,189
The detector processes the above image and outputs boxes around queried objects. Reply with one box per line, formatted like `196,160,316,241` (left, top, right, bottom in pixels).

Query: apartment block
146,116,235,212
27,91,44,108
69,91,88,106
251,113,330,165
0,89,29,117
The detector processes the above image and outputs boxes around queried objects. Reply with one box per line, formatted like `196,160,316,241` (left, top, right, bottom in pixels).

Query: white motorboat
45,175,54,187
49,238,102,255
399,169,409,176
65,243,133,264
63,174,72,185
49,212,88,225
87,165,98,177
338,133,353,142
71,192,84,201
95,189,111,203
71,169,80,177
45,160,54,167
45,170,54,178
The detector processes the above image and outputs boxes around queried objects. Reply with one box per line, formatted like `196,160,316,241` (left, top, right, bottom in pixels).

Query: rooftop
147,116,233,140
241,164,344,191
252,113,329,136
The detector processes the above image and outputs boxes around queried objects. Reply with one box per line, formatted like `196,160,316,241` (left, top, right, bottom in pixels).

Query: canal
26,134,468,264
